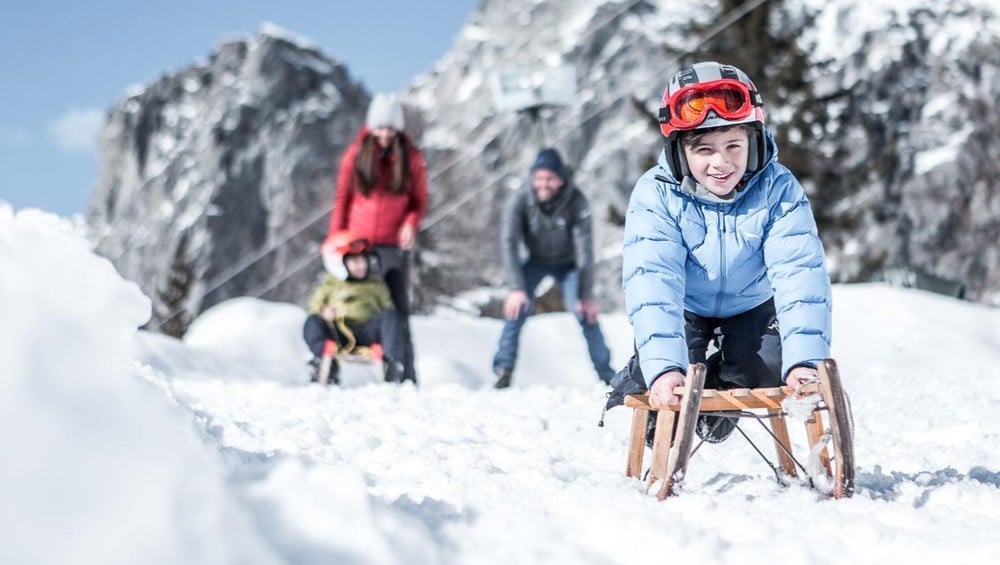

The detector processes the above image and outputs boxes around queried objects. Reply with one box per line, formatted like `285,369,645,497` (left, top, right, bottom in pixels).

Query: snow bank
0,203,277,565
6,198,1000,563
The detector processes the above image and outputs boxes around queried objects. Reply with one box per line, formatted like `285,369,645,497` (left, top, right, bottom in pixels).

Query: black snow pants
606,298,783,410
372,245,417,384
302,310,409,377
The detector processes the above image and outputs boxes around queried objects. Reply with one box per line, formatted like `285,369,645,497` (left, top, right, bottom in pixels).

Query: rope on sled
334,316,357,353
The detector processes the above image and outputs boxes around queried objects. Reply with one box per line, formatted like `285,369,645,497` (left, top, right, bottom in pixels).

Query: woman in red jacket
329,93,428,383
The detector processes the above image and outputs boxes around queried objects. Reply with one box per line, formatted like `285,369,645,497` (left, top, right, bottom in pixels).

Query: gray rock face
790,0,1000,305
408,0,1000,308
89,1,1000,336
88,29,368,334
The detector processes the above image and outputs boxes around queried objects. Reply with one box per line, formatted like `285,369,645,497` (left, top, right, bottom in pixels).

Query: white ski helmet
658,61,767,180
321,231,374,280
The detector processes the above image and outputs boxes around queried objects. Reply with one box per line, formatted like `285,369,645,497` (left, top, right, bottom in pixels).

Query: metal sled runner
624,359,854,500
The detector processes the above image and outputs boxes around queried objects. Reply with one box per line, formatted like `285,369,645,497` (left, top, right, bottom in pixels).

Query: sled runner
624,359,854,500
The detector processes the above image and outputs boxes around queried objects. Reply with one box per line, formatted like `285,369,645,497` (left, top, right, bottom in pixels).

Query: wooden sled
624,359,854,500
315,341,385,385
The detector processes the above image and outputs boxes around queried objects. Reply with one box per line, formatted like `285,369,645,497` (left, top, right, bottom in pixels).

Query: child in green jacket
302,231,408,384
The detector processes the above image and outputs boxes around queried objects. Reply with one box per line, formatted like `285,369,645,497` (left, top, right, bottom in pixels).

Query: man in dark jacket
491,148,616,388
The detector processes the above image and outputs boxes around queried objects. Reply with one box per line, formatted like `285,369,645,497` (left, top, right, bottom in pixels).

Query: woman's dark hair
353,133,412,195
679,124,756,148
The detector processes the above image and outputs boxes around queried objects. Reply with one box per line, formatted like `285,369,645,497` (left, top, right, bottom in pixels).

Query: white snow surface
4,202,1000,564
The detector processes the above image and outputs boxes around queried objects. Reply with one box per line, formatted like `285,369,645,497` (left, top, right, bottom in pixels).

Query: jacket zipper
715,207,726,316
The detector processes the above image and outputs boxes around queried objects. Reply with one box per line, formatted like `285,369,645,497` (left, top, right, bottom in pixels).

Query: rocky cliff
89,27,368,334
89,1,1000,336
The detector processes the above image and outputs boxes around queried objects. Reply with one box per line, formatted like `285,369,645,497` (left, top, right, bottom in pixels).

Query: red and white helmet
321,231,372,280
658,61,767,179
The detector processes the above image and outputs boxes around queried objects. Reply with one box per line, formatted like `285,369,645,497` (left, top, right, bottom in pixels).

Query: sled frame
315,350,383,385
624,359,854,500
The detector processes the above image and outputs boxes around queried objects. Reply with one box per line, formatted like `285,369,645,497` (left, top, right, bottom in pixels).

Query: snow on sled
623,359,854,500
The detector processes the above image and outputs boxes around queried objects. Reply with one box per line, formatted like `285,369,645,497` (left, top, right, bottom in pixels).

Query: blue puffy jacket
623,131,832,385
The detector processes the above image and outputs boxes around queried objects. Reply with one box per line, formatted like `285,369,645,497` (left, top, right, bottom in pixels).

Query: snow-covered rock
89,1,1000,337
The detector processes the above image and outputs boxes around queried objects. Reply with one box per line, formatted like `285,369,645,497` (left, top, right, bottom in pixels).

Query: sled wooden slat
818,359,856,498
656,364,706,499
768,408,797,477
626,384,818,413
337,353,380,364
645,410,676,489
317,353,335,385
805,413,832,475
624,394,655,410
314,347,385,386
750,388,786,410
626,408,649,478
622,360,853,501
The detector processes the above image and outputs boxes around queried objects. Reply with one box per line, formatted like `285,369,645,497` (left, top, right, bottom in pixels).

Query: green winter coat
307,274,393,328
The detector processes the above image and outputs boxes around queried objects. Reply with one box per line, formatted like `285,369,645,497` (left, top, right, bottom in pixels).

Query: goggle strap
658,106,671,124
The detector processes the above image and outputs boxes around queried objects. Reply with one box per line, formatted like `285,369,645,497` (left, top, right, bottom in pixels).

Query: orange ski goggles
659,79,762,136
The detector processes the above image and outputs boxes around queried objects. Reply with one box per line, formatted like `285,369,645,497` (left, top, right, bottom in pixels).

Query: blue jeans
492,261,615,383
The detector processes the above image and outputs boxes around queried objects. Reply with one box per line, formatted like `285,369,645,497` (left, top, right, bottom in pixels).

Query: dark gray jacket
500,182,596,299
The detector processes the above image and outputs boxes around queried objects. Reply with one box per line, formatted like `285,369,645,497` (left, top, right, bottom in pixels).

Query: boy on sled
617,61,832,443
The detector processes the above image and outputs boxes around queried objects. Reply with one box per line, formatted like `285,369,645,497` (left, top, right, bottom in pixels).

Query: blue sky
0,0,479,217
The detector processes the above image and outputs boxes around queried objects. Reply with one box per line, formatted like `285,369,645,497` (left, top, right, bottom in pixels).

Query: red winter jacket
329,129,429,246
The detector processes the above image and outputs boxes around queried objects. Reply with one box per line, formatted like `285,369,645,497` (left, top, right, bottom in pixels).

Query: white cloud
48,108,104,152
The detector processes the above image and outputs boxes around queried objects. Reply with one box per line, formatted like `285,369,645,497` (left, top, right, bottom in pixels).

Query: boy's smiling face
683,127,750,197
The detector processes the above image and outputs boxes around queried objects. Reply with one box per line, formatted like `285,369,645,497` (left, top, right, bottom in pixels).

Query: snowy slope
4,204,1000,564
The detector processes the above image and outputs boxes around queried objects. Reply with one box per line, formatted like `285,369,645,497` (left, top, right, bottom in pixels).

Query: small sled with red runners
623,358,854,500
